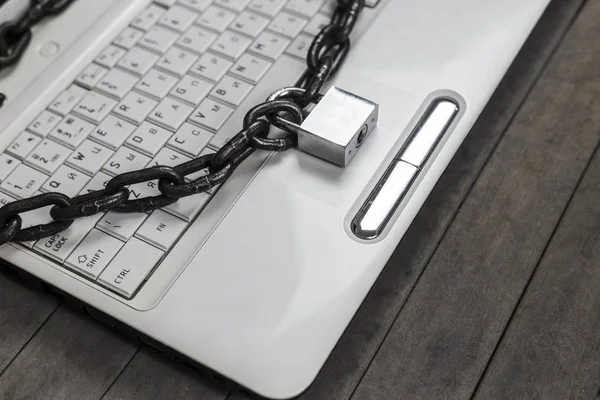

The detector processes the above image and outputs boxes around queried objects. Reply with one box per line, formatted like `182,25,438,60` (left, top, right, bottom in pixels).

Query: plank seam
0,305,59,378
347,1,587,398
97,347,141,400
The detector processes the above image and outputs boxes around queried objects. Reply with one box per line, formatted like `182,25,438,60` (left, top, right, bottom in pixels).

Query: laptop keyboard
0,0,339,299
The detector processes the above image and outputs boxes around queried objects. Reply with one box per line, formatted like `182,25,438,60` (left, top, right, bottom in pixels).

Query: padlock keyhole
356,124,368,148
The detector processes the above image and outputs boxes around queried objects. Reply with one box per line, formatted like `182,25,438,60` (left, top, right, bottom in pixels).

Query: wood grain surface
1,1,598,399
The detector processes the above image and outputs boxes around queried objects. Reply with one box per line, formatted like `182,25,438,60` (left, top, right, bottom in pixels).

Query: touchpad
263,79,418,208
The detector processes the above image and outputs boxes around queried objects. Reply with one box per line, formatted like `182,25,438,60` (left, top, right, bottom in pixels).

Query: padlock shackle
266,87,324,104
265,87,325,133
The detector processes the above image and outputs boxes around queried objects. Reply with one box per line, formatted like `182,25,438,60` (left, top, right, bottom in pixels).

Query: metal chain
0,0,366,246
0,0,77,104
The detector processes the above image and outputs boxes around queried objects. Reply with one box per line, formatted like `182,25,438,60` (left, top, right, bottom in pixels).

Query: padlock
270,86,379,167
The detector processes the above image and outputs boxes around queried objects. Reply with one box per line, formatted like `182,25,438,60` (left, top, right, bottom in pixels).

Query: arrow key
65,229,124,280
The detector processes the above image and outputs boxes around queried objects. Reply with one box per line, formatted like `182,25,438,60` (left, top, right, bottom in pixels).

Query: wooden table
1,0,600,398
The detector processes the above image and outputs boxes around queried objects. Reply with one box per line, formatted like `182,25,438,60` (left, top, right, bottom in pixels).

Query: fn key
98,238,164,298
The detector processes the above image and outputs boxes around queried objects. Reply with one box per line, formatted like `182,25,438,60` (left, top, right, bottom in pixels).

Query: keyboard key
95,68,139,99
248,0,286,17
25,139,72,175
102,147,150,176
150,146,190,167
127,178,161,204
98,237,164,298
196,6,236,33
215,0,250,11
0,164,48,198
176,26,217,55
230,11,269,38
189,53,232,82
211,53,306,148
75,63,109,89
135,69,178,100
48,91,82,116
268,12,308,38
178,0,212,12
126,121,172,157
117,46,159,76
156,47,198,77
97,211,149,242
27,111,61,137
249,31,290,60
67,84,89,97
230,53,272,83
65,229,124,280
48,115,95,149
136,209,187,251
286,33,312,60
7,132,42,160
41,165,90,197
210,30,252,60
147,97,193,131
67,140,114,176
158,5,198,33
131,4,164,31
0,153,20,182
72,91,118,124
0,191,15,207
189,98,233,132
113,92,158,125
96,45,127,68
167,122,213,157
170,74,213,106
164,191,211,221
90,115,136,150
114,27,144,49
286,0,324,18
210,75,253,107
304,12,329,36
34,214,102,263
79,171,111,195
139,25,179,54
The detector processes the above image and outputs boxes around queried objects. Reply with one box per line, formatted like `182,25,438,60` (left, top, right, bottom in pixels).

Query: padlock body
298,87,378,167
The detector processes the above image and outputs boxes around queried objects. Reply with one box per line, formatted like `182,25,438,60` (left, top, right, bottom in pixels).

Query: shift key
98,238,164,298
65,229,124,279
33,214,103,263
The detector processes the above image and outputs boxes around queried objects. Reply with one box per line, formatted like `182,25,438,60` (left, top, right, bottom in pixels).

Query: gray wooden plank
0,2,583,400
102,349,229,400
473,51,600,399
0,306,136,400
0,275,57,374
288,0,587,399
350,0,600,398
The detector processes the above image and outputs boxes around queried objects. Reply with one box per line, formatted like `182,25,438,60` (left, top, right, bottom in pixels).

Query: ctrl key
98,237,164,298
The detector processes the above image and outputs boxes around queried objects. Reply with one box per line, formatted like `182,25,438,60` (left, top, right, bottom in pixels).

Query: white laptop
0,0,551,398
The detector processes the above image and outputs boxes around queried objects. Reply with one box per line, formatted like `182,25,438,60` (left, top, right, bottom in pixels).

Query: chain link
0,0,77,103
0,0,366,246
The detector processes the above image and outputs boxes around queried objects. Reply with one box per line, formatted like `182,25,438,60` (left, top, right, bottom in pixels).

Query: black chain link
0,0,366,246
0,0,77,104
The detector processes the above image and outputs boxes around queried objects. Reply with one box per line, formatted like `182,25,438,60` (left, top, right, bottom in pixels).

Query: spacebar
209,54,307,149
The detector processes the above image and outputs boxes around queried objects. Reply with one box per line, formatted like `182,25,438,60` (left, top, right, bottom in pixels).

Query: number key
25,139,72,175
196,6,236,33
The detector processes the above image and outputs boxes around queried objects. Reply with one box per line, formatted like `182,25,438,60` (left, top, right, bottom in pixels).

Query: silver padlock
269,86,379,167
